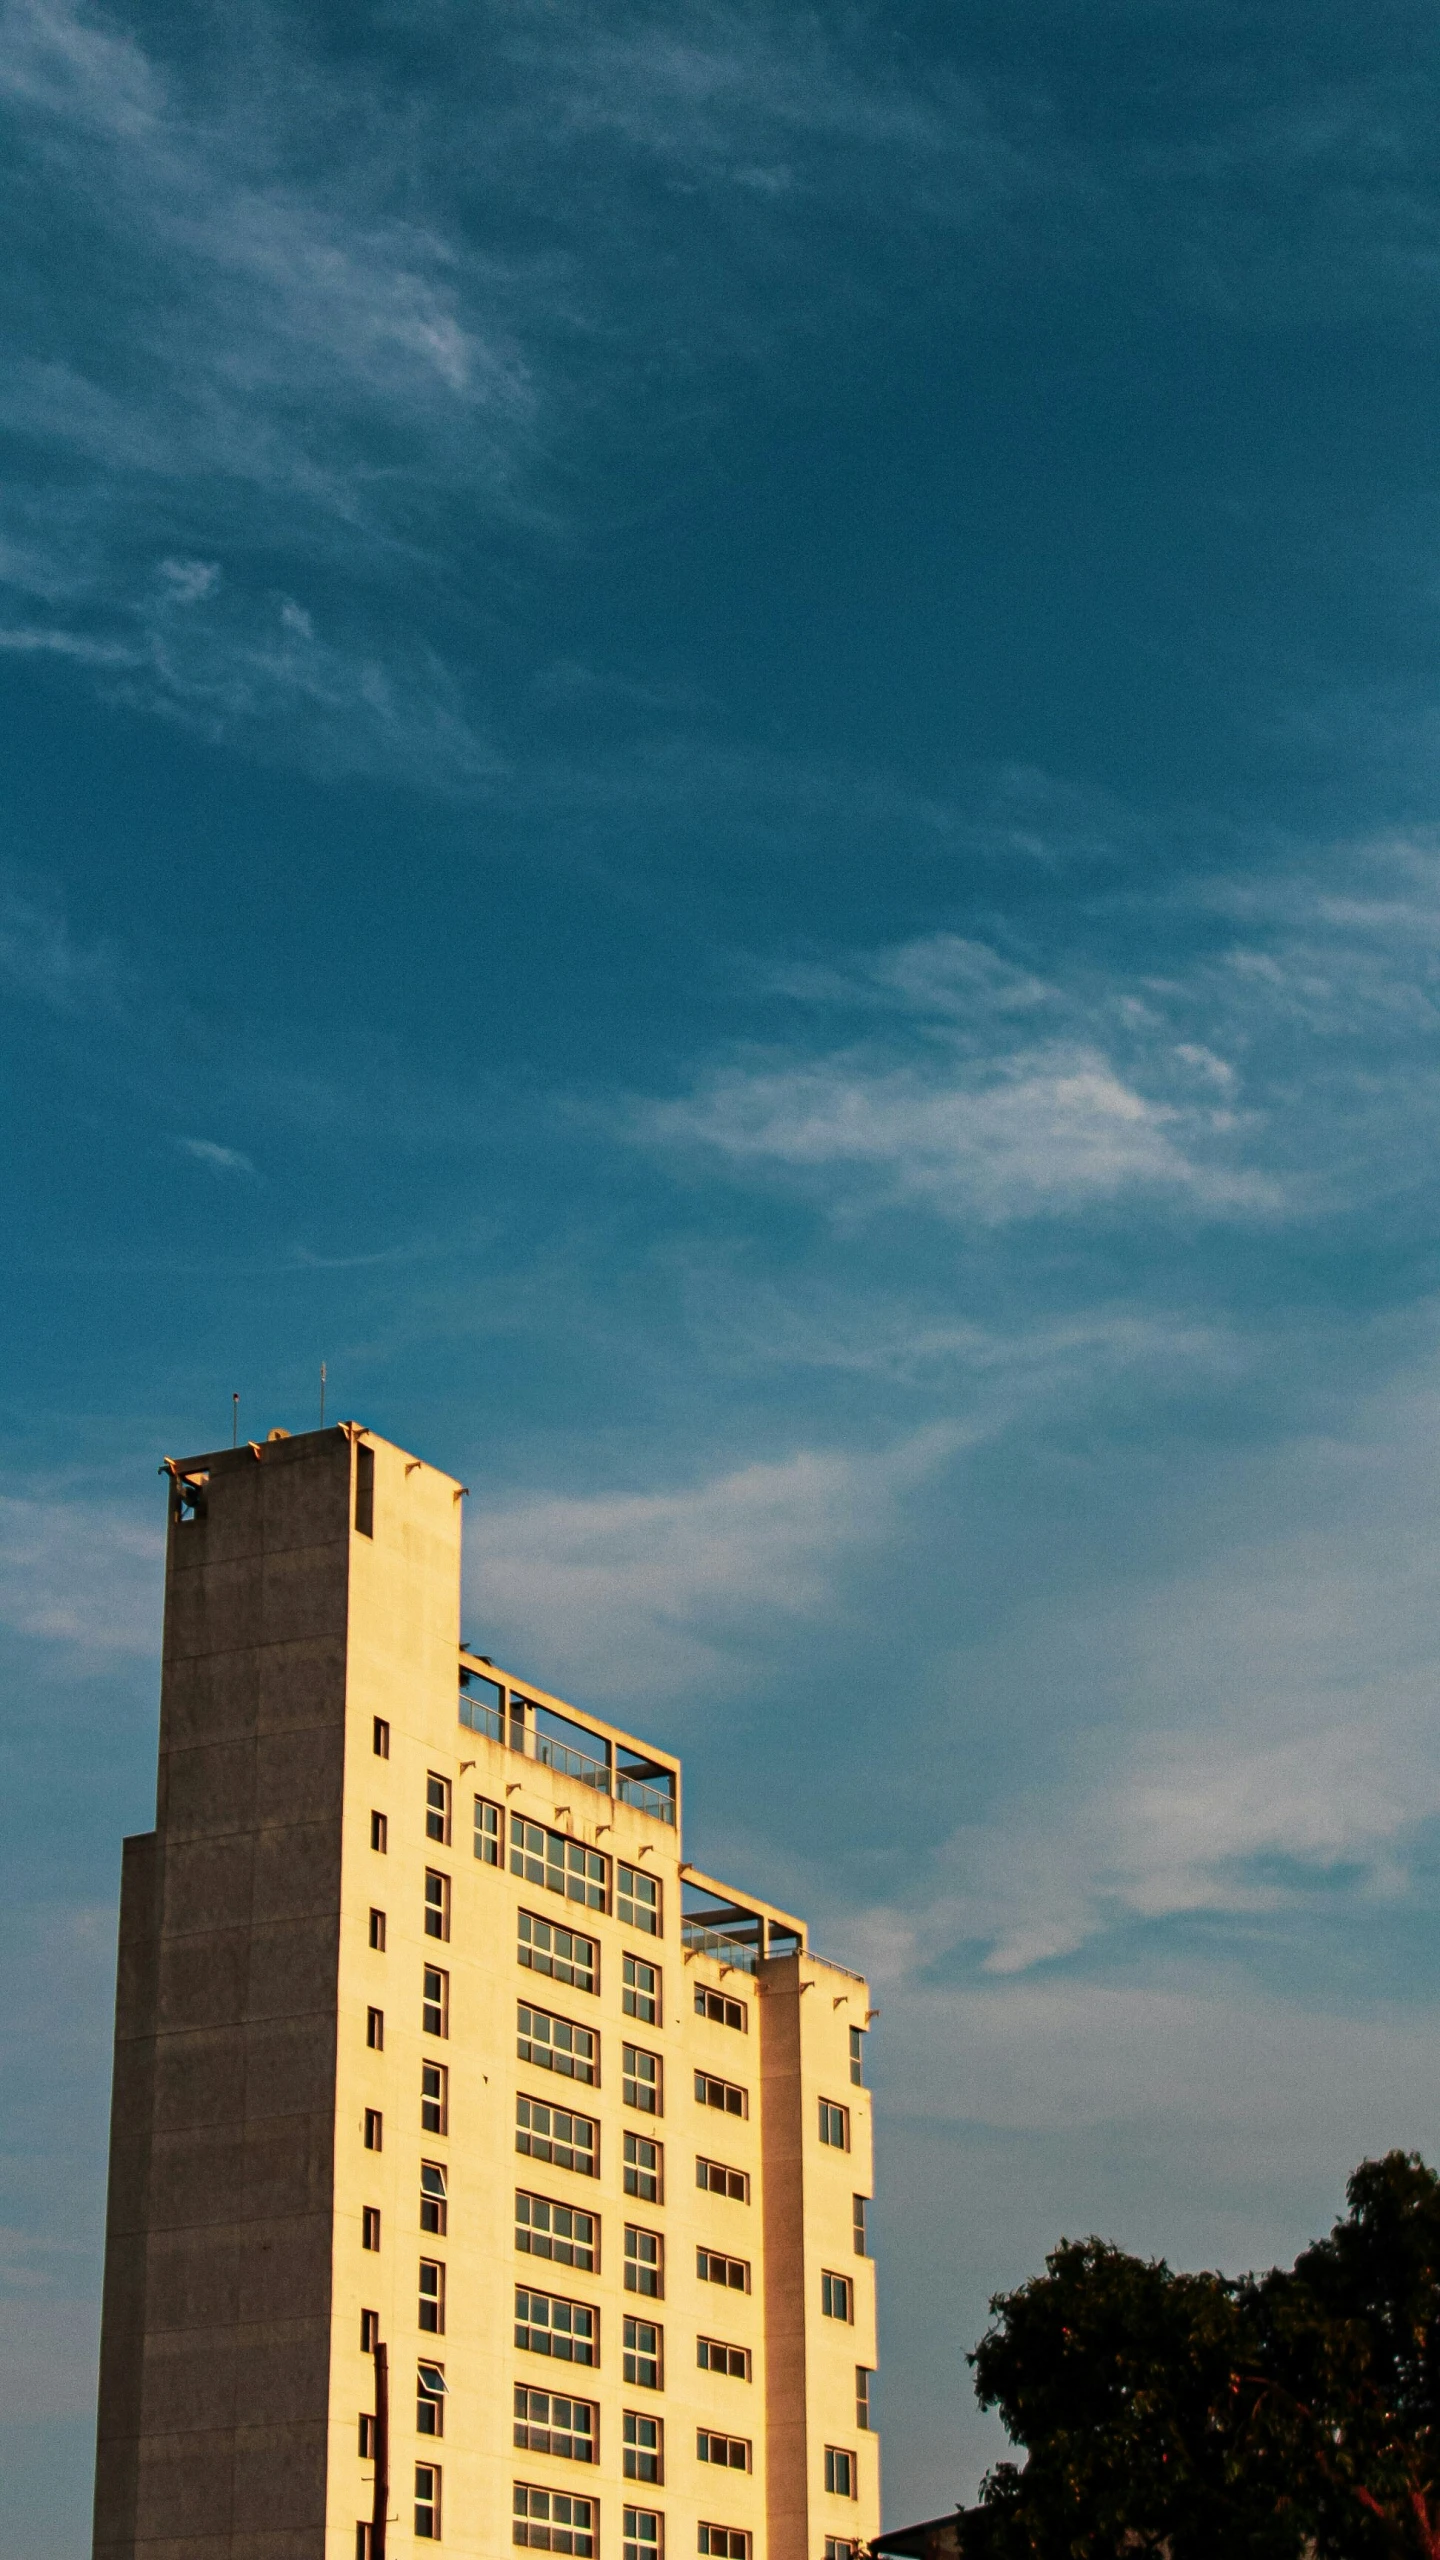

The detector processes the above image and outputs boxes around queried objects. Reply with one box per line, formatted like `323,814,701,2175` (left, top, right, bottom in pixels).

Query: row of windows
375,1756,664,1936
360,2474,862,2554
360,2340,877,2432
397,2074,866,2241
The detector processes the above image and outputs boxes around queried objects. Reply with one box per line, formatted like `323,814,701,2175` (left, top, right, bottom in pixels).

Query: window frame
423,1966,450,2040
624,2507,663,2560
371,1810,388,1854
856,2367,874,2431
519,2001,599,2085
623,2131,662,2203
697,2532,749,2560
418,2361,447,2438
824,2448,856,2499
515,2284,599,2367
622,2313,662,2390
849,2025,865,2087
364,2107,383,2152
514,2384,599,2464
369,1907,386,1950
520,1909,599,1996
424,1870,452,1942
421,2061,449,2136
617,1862,661,1936
419,2259,446,2335
822,2270,854,2323
512,2485,596,2555
414,2460,441,2541
517,2094,600,2180
373,1717,390,1759
623,2043,662,2115
697,2337,751,2381
361,2206,380,2252
852,2195,869,2257
515,2189,598,2272
694,2072,747,2119
818,2099,850,2150
694,1986,746,2032
696,2157,749,2203
421,2162,448,2236
367,2005,384,2050
511,1815,609,1912
622,1952,660,2024
697,2430,751,2473
426,1773,453,1846
623,2225,664,2298
475,1795,502,1866
622,2410,663,2484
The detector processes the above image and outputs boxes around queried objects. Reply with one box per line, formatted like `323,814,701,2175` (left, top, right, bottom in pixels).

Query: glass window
617,1864,661,1935
520,1910,598,1995
354,1444,374,1537
362,2207,380,2251
373,1717,389,1759
517,2096,599,2179
623,1954,659,2023
852,2196,868,2257
624,2226,663,2298
824,2449,856,2499
624,2132,662,2202
424,1967,449,2038
425,1871,451,1941
696,2249,749,2293
694,2073,746,2118
364,2108,382,2151
856,2368,874,2431
361,2309,379,2352
822,2272,854,2322
460,1672,505,1743
623,2046,662,2115
415,2462,440,2540
421,2162,448,2236
422,2062,448,2136
624,2508,662,2560
418,2362,447,2437
475,1795,502,1865
694,1987,745,2031
826,2541,859,2559
518,2003,598,2085
367,2007,384,2050
516,2190,598,2271
369,1907,386,1950
818,2100,849,2150
427,1775,452,1846
419,2261,445,2334
849,2026,865,2087
697,2158,749,2203
697,2432,750,2473
622,2316,662,2389
513,2486,595,2555
514,2386,598,2462
511,1817,608,1912
371,1810,388,1853
697,2534,748,2560
697,2338,750,2380
515,2286,598,2366
623,2412,662,2483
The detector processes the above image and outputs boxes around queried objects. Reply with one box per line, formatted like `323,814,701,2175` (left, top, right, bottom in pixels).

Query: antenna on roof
232,1391,239,1448
319,1361,327,1427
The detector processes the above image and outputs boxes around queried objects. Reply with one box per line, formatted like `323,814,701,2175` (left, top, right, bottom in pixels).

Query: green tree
964,2152,1440,2559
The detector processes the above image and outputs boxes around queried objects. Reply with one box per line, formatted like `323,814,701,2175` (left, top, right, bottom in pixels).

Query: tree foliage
963,2152,1440,2559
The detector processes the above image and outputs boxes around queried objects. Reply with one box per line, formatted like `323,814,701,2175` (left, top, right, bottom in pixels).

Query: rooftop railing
458,1679,676,1824
682,1921,761,1974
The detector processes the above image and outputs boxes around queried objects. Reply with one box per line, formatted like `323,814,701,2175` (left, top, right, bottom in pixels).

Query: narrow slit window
422,2062,449,2136
419,2260,446,2334
421,2163,448,2235
418,2362,447,2437
427,1774,452,1846
364,2108,383,2152
355,1443,375,1538
369,1907,386,1951
367,2006,384,2050
362,2207,381,2251
371,1811,388,1854
425,1871,451,1941
373,1717,390,1758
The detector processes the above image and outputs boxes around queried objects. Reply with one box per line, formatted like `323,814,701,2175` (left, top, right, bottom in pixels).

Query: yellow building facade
93,1424,880,2560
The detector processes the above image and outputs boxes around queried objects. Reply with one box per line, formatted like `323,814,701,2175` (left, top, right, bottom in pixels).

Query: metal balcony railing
458,1682,676,1824
682,1922,761,1974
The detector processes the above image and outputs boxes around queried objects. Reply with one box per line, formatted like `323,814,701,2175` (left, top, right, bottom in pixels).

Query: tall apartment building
94,1424,880,2560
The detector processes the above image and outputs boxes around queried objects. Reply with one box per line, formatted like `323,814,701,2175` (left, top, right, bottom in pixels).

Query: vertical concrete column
759,1956,810,2560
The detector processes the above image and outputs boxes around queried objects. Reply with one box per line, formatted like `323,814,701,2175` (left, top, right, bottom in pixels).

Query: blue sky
7,0,1440,2547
